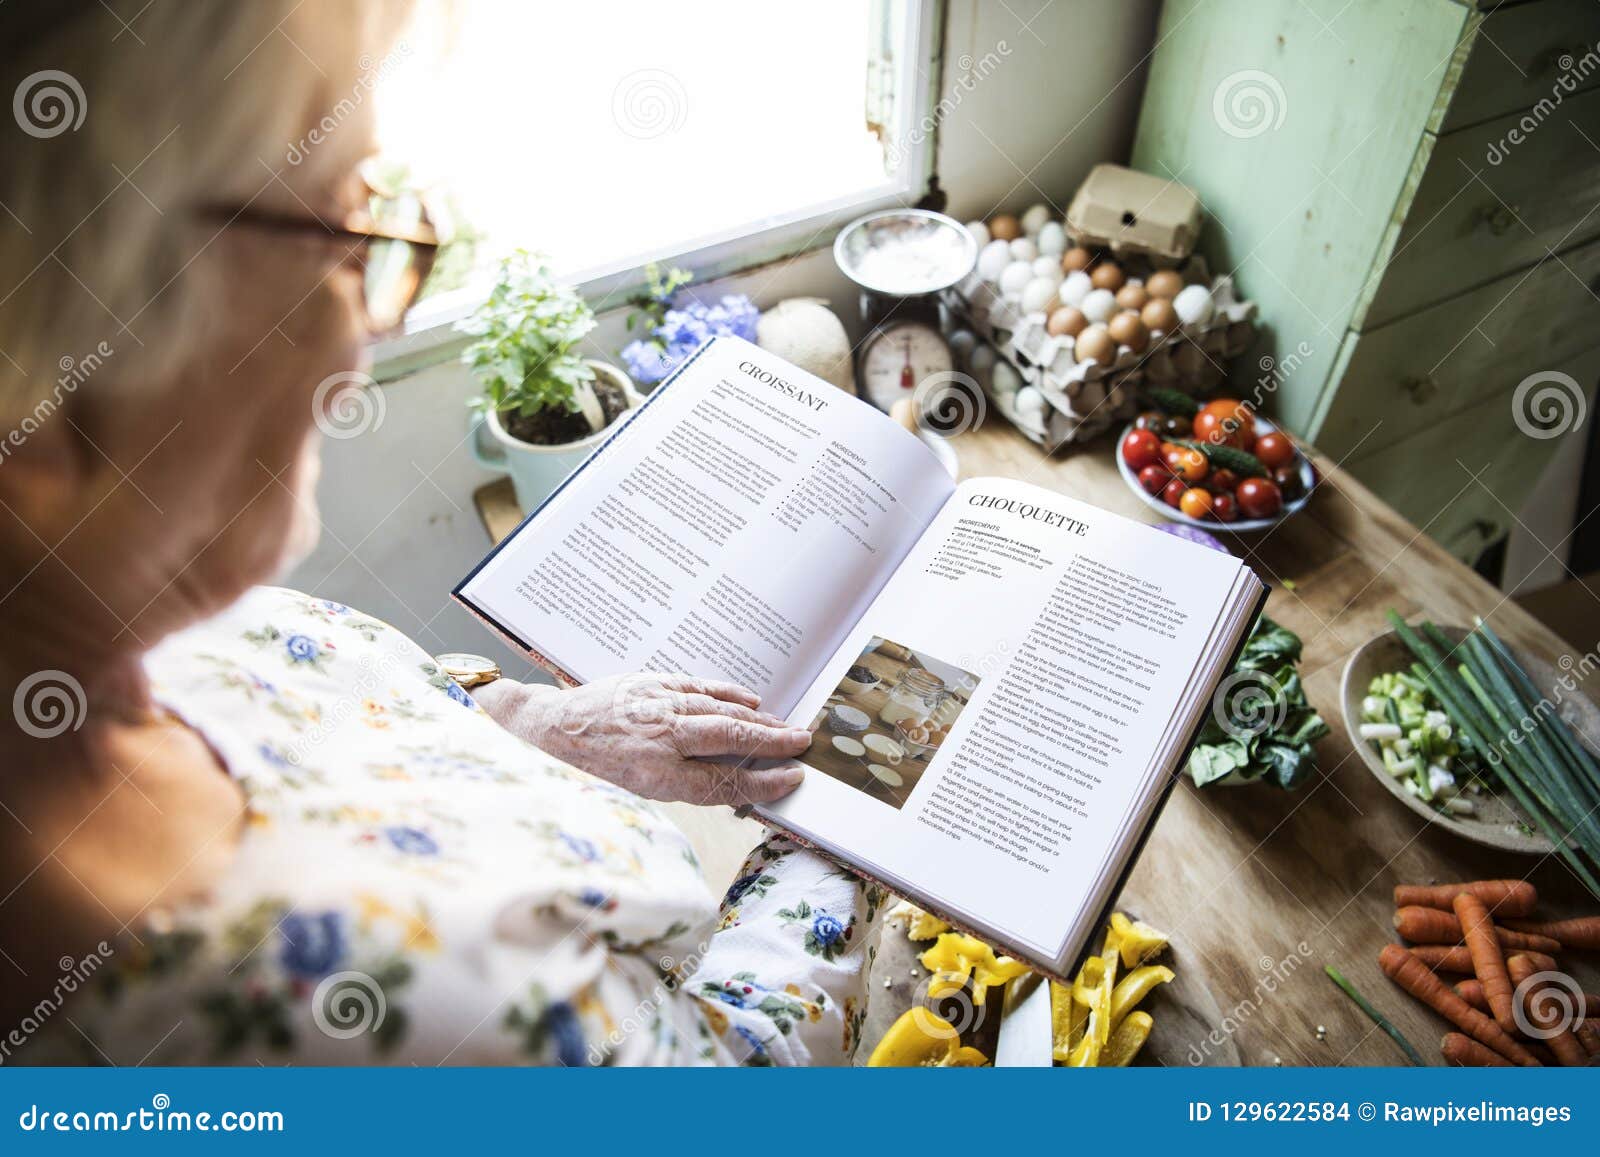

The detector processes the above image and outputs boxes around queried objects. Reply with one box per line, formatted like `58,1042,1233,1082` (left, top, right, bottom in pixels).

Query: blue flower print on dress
444,681,476,709
384,826,439,856
279,910,346,979
558,832,601,864
285,634,320,663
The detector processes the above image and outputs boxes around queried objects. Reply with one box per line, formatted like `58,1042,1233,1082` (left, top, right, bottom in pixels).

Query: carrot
1576,1022,1600,1058
1393,881,1537,917
1502,916,1600,952
1506,954,1586,1067
1440,1031,1510,1066
1456,893,1516,1034
1377,944,1538,1066
1411,944,1557,975
1393,907,1561,953
1452,978,1487,1011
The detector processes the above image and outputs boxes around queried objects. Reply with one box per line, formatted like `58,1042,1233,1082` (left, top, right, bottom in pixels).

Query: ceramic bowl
827,704,871,735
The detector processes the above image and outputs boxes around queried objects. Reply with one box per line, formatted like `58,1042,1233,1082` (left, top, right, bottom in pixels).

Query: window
372,0,939,354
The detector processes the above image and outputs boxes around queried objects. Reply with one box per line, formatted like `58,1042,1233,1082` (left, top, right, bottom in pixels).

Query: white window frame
371,0,944,380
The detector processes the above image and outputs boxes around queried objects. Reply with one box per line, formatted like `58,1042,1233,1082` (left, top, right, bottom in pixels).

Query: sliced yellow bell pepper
1110,964,1174,1030
1103,1010,1153,1066
1065,1031,1100,1067
919,933,1029,1003
1049,980,1086,1063
1110,912,1169,968
867,1007,990,1067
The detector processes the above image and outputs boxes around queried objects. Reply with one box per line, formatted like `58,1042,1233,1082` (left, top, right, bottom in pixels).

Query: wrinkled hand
475,672,812,806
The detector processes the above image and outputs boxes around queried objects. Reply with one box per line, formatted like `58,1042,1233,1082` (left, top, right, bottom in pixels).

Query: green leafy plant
458,250,603,431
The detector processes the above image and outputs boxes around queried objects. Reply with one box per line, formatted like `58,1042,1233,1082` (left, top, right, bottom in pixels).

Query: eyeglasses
205,183,442,336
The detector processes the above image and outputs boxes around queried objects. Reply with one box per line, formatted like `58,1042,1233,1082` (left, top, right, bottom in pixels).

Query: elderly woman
0,2,885,1065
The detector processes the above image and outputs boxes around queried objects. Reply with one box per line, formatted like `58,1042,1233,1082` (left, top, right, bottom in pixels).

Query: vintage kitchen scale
832,209,977,421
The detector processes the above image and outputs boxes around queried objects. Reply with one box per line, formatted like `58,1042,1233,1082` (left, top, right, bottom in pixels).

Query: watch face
436,652,500,686
859,321,954,413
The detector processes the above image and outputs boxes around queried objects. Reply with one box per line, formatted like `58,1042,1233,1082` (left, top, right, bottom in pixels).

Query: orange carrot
1456,893,1515,1034
1393,907,1561,953
1411,945,1557,975
1506,954,1586,1067
1378,944,1538,1066
1452,978,1487,1011
1502,917,1600,952
1393,881,1537,917
1440,1031,1510,1066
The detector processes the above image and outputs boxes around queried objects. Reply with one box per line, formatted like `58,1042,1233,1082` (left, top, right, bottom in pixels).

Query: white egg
1013,385,1046,420
1020,204,1052,236
1036,221,1066,256
1080,287,1117,323
999,260,1034,296
1009,237,1038,263
1019,277,1058,314
1173,284,1215,326
967,343,996,386
948,329,977,365
991,359,1023,396
1058,270,1092,308
1030,256,1062,280
976,239,1012,281
964,220,991,249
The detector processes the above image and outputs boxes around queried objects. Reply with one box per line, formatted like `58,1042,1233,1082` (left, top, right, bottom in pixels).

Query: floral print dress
18,587,884,1066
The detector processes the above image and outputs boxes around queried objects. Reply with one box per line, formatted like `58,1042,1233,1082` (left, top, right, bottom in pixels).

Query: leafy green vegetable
1185,615,1329,790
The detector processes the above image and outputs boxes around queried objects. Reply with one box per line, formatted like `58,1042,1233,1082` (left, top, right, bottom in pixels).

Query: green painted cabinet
1132,0,1600,562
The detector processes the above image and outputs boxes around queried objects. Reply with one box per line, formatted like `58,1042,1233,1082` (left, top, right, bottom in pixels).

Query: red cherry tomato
1206,467,1239,494
1195,399,1257,450
1236,476,1284,519
1254,431,1295,470
1212,492,1238,522
1178,488,1214,521
1160,478,1187,509
1172,446,1209,484
1161,442,1184,471
1137,463,1170,495
1121,428,1162,471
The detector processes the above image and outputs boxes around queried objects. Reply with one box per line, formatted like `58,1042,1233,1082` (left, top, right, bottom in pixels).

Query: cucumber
1178,439,1268,478
1143,387,1199,417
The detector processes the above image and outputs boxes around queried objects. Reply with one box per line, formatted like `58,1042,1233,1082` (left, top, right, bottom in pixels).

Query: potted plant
461,250,640,510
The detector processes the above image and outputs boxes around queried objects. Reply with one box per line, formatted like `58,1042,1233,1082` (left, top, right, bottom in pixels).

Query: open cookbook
455,334,1266,978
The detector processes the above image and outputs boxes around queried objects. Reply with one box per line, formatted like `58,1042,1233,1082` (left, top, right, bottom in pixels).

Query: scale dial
858,320,954,414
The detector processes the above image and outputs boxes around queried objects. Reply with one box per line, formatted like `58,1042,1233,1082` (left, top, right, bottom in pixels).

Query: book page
457,336,957,714
762,477,1253,961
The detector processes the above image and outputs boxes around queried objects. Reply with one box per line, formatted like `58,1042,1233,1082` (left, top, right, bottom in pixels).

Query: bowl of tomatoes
1115,391,1315,532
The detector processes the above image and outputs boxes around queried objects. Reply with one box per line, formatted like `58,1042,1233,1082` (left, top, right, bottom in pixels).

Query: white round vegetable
1080,287,1117,323
1020,203,1051,236
999,260,1034,296
964,220,991,249
1057,270,1092,308
1173,283,1215,326
991,359,1022,396
976,239,1012,281
1019,276,1058,314
1036,221,1066,256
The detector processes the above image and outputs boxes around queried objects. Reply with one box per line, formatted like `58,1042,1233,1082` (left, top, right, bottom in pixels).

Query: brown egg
1089,263,1125,292
1046,306,1088,337
1141,297,1180,332
1107,311,1149,354
1073,323,1115,365
1060,246,1093,273
1145,269,1184,299
1115,283,1149,311
988,214,1021,241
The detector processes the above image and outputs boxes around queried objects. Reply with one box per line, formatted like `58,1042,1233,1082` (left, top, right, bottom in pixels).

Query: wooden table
474,419,1598,1066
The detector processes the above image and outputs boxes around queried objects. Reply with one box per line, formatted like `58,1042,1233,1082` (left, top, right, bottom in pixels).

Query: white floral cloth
17,587,884,1066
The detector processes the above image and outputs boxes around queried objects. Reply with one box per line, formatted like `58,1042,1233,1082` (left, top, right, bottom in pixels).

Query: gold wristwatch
435,652,502,689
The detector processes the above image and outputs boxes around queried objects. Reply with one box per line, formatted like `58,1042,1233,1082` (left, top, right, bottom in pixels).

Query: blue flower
284,634,320,662
621,295,760,384
319,599,352,615
544,1001,589,1067
811,912,845,948
279,910,345,979
558,832,601,863
735,1025,768,1059
444,681,476,709
578,888,609,908
723,872,761,908
384,826,439,856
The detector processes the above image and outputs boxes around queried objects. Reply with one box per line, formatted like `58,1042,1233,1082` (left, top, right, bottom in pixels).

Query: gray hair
0,0,409,427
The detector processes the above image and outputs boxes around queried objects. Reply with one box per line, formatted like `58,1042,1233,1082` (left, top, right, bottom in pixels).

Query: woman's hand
474,673,812,806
